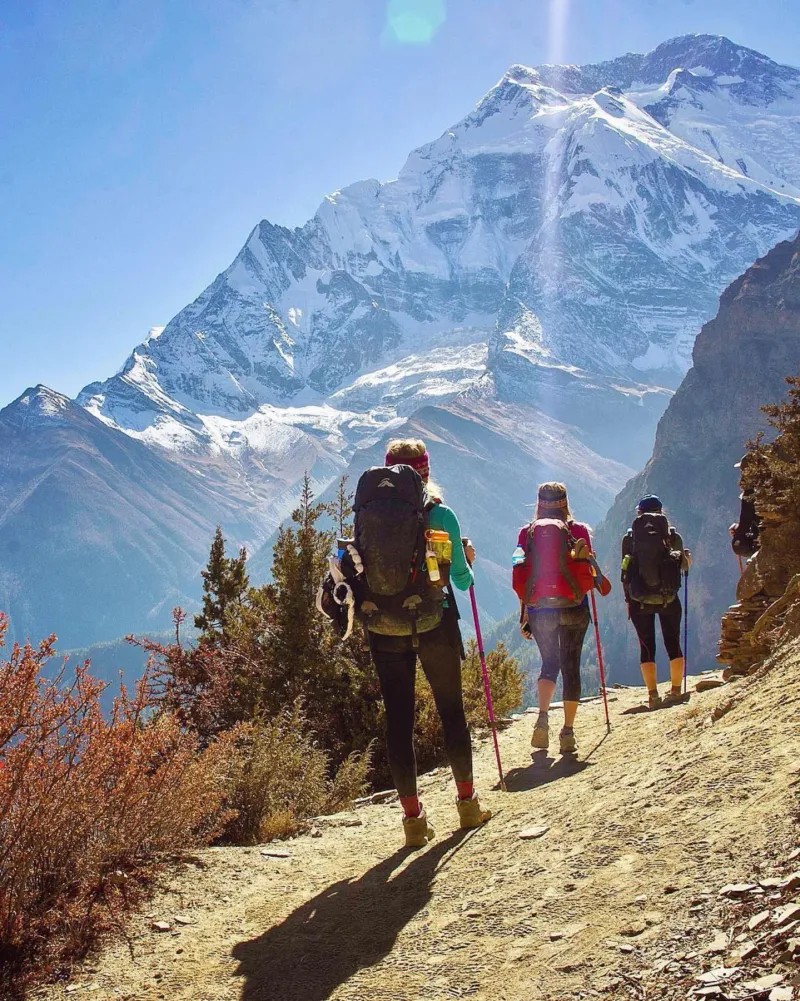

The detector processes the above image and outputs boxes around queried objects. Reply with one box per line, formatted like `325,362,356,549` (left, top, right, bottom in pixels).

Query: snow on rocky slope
80,34,800,467
5,34,800,644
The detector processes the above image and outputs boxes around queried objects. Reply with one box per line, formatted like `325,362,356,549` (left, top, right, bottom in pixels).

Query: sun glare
384,0,447,46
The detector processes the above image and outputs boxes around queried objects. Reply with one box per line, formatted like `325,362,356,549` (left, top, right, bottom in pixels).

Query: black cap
637,495,663,513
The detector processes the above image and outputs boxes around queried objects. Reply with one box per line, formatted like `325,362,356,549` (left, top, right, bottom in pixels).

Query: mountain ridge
79,33,800,458
5,33,800,646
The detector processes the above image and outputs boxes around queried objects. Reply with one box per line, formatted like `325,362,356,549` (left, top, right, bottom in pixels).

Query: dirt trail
42,645,800,1001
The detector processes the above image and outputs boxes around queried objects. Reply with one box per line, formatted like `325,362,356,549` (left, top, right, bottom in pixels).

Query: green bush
224,704,371,844
414,639,523,773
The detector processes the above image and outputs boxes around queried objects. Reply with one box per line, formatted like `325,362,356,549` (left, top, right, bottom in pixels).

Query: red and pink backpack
512,519,595,607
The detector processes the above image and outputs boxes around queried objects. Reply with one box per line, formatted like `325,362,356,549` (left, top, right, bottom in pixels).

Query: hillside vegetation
719,372,800,673
0,478,521,995
38,648,800,1001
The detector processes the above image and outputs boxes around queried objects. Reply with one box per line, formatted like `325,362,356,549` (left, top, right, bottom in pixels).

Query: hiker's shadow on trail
232,830,469,1001
503,751,594,793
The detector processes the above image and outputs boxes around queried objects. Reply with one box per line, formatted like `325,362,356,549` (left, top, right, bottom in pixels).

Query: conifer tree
194,526,249,646
225,475,381,764
744,373,800,583
333,475,351,537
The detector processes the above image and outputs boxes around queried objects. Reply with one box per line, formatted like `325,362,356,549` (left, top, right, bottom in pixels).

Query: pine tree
233,475,381,763
194,527,250,646
744,373,800,587
333,475,353,538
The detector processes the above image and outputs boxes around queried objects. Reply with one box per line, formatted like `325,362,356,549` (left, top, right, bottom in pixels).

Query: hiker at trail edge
331,438,490,849
512,482,611,756
730,454,761,561
621,495,692,709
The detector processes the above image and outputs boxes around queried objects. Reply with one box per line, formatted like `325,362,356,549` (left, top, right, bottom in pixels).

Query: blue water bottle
512,546,526,567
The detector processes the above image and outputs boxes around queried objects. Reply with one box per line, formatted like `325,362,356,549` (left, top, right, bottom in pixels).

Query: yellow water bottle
426,548,441,582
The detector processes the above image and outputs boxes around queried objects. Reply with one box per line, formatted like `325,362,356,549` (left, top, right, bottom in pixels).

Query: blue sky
1,0,799,408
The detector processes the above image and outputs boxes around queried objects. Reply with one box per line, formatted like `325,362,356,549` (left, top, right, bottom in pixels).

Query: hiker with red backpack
512,482,611,756
621,495,692,709
338,438,490,849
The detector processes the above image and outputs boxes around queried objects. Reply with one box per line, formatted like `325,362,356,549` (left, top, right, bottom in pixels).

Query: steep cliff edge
594,232,800,679
718,364,800,673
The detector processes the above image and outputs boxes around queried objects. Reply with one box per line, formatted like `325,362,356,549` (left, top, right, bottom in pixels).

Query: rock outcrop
594,232,800,679
718,338,800,673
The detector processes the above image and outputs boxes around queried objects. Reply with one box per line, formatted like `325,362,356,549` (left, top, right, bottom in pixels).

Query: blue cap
637,495,663,513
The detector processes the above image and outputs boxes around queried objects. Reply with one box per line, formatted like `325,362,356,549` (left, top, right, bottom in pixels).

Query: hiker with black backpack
338,438,490,849
730,455,761,565
512,482,612,756
621,495,692,709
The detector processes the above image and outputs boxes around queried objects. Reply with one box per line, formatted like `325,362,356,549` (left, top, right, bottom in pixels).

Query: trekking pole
588,588,611,733
682,570,689,694
737,554,745,575
468,585,506,791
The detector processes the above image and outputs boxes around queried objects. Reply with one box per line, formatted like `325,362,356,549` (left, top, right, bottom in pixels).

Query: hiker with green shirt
343,438,490,849
621,495,692,709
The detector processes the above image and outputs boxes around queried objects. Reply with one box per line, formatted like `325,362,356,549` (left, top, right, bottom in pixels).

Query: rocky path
41,644,800,1001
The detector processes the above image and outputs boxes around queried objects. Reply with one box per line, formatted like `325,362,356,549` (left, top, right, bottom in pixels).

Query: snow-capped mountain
0,386,287,648
5,34,800,645
81,34,800,461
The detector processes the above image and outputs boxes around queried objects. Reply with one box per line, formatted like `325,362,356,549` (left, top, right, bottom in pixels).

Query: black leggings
629,597,683,663
369,621,472,798
528,605,590,703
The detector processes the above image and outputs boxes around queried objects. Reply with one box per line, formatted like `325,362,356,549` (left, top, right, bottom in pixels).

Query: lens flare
537,0,570,458
548,0,569,64
384,0,446,46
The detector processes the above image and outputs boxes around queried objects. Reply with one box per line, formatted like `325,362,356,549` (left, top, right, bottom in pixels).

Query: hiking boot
662,687,685,706
559,727,577,754
403,809,435,849
531,713,550,750
648,690,663,710
456,793,492,830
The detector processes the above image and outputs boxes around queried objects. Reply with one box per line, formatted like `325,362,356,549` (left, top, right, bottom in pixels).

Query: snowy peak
532,34,799,100
1,386,79,431
76,34,800,473
637,34,799,95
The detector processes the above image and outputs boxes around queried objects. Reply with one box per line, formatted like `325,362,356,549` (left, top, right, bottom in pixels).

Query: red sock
456,781,474,801
400,795,421,818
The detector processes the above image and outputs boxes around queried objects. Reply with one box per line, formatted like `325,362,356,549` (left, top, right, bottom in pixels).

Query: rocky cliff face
594,232,800,679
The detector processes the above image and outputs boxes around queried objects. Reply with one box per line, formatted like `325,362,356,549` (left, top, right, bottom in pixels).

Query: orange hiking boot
403,809,435,848
456,793,492,830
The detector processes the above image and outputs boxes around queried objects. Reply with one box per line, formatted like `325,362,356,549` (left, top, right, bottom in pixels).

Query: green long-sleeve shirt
427,502,474,591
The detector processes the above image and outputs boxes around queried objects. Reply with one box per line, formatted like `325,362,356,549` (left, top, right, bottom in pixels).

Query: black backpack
731,493,760,558
625,513,682,606
348,465,443,643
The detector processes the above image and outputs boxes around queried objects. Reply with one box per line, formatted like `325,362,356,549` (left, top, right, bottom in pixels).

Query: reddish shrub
0,614,237,994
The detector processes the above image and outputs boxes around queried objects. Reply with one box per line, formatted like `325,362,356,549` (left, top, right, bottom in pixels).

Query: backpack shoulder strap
557,524,583,602
524,523,537,605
